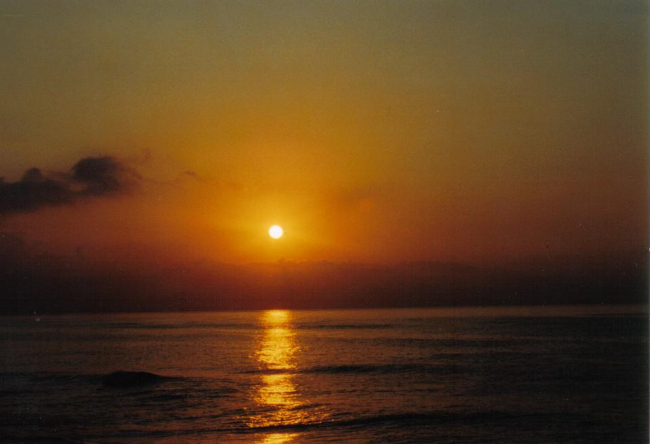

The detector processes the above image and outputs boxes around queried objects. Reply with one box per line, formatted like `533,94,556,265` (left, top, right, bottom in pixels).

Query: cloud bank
0,156,140,214
0,246,646,314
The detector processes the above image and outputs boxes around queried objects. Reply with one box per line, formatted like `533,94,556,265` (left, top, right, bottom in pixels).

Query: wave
243,363,460,375
0,372,100,385
98,410,525,437
102,371,173,388
101,322,258,330
235,410,580,434
0,370,185,389
246,412,441,432
0,433,85,443
294,324,395,330
303,364,436,374
0,409,604,442
375,337,524,348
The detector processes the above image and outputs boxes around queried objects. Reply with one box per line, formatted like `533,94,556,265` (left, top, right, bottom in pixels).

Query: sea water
0,305,647,443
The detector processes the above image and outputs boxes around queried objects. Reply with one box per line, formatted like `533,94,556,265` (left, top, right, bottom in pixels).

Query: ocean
1,305,647,443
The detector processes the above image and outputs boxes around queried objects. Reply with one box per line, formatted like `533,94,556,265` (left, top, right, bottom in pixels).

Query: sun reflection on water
251,310,308,443
257,311,298,371
260,433,296,444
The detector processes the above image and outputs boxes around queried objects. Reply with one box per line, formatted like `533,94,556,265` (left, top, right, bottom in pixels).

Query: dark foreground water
0,306,647,443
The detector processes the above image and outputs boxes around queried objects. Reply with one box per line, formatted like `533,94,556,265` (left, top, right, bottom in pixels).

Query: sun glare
269,225,284,239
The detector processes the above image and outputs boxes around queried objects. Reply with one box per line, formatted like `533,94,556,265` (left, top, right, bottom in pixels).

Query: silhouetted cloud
0,156,140,214
72,156,140,195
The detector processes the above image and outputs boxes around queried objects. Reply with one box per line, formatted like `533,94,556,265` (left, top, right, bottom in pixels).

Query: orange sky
0,0,647,268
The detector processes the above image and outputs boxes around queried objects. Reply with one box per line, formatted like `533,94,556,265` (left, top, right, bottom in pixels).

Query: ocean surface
0,305,647,443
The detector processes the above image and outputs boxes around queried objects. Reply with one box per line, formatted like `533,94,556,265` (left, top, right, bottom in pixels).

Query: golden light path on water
252,310,315,443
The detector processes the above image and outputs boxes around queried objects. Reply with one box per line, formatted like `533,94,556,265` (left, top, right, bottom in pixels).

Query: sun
268,225,284,239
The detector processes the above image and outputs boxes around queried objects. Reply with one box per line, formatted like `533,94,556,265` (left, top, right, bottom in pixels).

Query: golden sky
0,0,647,267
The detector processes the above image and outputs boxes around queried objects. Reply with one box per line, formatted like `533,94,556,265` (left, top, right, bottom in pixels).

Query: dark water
0,306,647,443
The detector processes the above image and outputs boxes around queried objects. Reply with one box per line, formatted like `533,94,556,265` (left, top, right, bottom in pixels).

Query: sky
0,0,647,311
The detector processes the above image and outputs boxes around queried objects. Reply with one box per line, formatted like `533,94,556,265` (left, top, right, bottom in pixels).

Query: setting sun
269,225,284,239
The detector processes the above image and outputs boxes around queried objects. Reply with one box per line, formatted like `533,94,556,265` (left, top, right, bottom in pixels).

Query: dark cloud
72,156,140,195
0,156,140,214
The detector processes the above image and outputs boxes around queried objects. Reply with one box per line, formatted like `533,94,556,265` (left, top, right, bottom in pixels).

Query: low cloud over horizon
0,229,646,314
